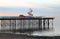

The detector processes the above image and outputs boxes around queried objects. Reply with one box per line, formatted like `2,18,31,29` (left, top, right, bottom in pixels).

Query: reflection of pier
0,16,54,32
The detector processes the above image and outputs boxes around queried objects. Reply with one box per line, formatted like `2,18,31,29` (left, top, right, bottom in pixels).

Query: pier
0,16,54,33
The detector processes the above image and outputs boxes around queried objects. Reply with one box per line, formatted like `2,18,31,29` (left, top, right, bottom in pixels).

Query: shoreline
0,33,60,39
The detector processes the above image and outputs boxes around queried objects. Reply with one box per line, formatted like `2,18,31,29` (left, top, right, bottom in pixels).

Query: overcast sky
0,0,60,16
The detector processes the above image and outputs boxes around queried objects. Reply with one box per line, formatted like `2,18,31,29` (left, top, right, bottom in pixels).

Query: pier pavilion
0,16,54,33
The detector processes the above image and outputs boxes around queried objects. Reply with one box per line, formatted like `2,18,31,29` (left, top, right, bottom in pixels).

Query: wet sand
0,33,39,39
0,33,59,39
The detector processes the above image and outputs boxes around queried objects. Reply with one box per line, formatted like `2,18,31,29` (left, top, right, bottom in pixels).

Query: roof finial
27,8,33,16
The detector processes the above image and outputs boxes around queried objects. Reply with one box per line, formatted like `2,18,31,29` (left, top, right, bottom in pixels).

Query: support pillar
0,20,1,32
43,19,45,30
1,20,3,32
10,20,11,32
1,21,2,32
47,19,49,29
39,19,42,30
15,20,16,32
52,19,53,29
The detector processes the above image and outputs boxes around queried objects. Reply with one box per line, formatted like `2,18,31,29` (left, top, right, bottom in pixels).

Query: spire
27,8,33,16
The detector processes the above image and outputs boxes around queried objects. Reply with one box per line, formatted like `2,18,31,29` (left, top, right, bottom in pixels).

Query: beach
0,33,59,39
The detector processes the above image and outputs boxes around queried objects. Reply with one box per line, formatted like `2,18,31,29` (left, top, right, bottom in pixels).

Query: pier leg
39,19,42,30
10,20,11,32
52,19,53,29
43,19,45,30
47,19,49,29
1,20,3,32
28,20,30,29
1,21,2,32
15,20,16,32
0,20,1,32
